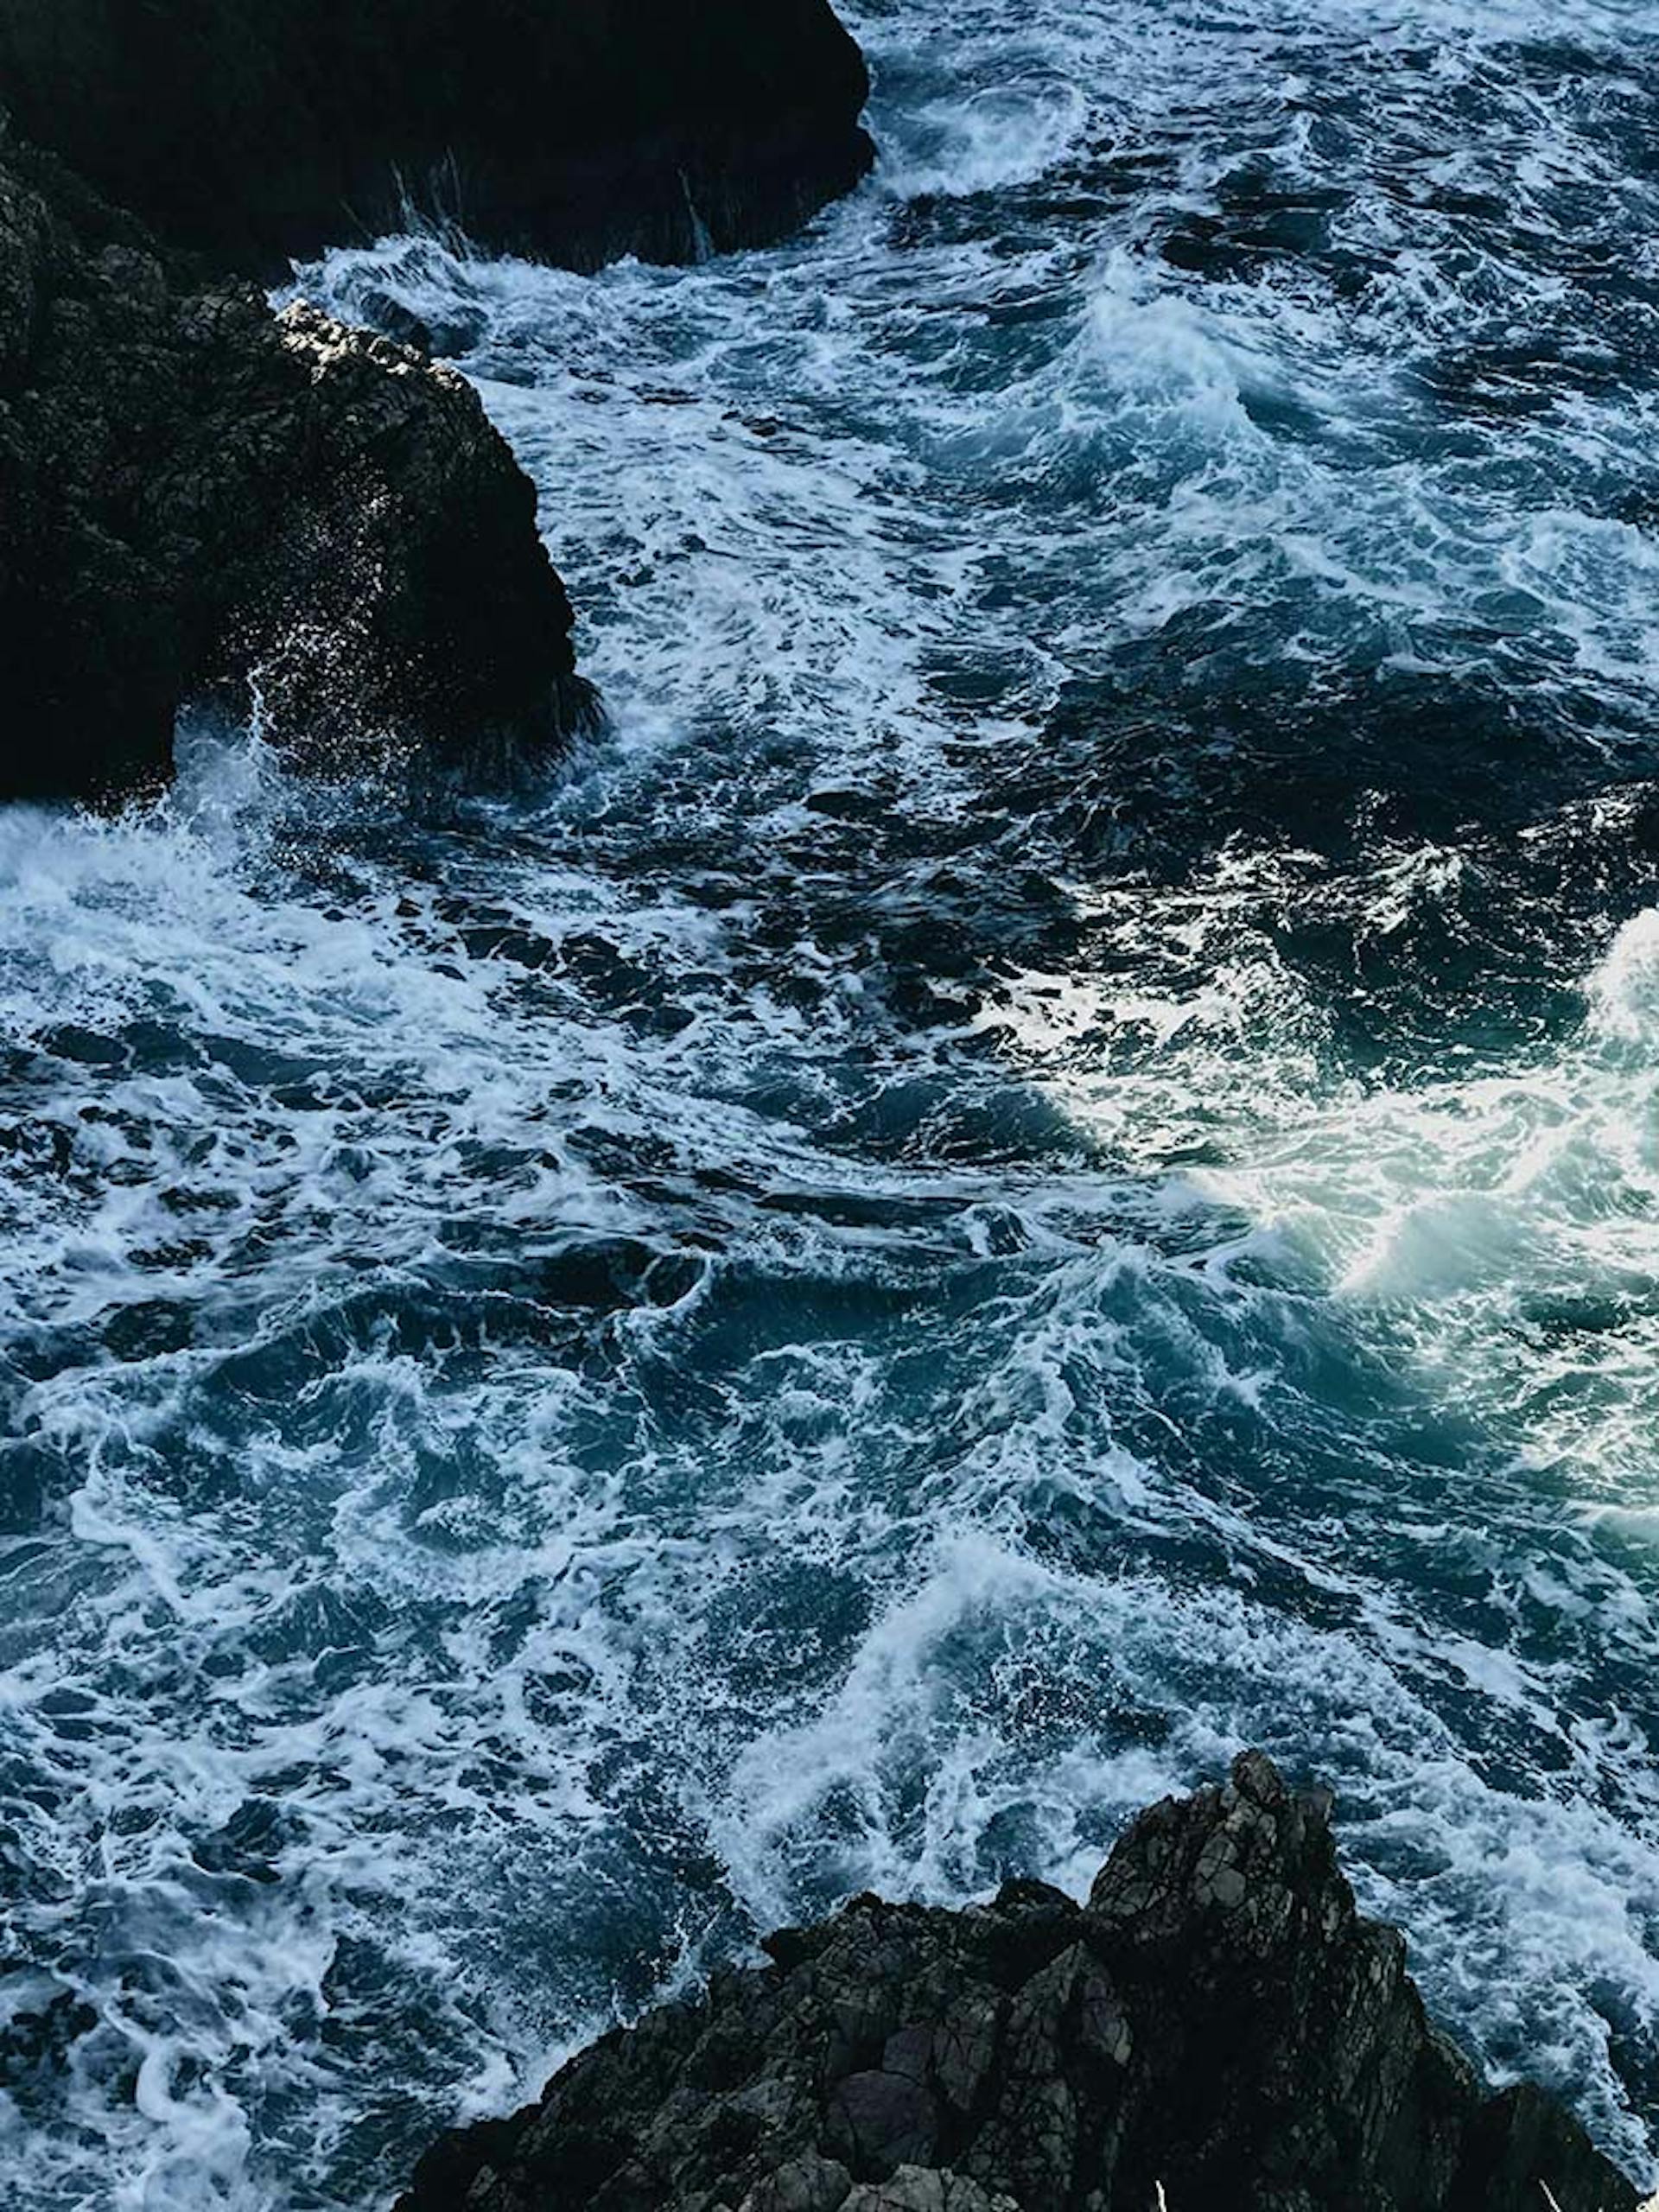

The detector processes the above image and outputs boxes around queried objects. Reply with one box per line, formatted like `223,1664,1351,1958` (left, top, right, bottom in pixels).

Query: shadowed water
3,2,1659,2204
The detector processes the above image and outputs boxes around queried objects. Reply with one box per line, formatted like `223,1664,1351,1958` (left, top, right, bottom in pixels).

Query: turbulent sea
6,1,1659,2202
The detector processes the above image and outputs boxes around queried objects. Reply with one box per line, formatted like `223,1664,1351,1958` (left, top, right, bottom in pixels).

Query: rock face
0,131,593,803
395,1755,1641,2212
0,0,875,276
0,0,878,801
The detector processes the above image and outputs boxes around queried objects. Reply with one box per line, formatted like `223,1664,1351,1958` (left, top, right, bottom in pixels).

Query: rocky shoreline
0,0,874,276
0,0,874,802
0,128,594,801
394,1757,1642,2212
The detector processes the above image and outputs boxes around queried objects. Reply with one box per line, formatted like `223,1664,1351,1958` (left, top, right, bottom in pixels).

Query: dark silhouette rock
393,1754,1643,2212
0,130,593,803
0,0,875,276
0,0,878,801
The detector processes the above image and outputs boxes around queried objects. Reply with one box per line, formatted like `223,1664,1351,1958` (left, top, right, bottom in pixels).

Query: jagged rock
393,1755,1643,2212
842,2172,1018,2212
0,130,592,802
0,0,875,276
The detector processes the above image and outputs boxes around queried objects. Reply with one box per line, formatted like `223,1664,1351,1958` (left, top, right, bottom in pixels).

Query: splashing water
5,0,1659,2203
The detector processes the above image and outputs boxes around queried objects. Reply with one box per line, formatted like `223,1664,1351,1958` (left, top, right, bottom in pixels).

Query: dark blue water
4,3,1659,2203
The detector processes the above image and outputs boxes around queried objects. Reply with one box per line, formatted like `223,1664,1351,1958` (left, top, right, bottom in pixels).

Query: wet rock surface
0,0,874,276
0,0,875,799
395,1756,1640,2212
0,130,591,803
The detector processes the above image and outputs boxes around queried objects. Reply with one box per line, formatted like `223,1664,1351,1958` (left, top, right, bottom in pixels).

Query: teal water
3,2,1659,2203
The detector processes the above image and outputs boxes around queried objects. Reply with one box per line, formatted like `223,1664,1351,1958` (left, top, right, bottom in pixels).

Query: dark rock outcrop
0,0,875,276
395,1755,1642,2212
0,130,592,803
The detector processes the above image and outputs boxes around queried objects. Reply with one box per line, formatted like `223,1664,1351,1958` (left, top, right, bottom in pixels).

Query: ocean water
5,1,1659,2203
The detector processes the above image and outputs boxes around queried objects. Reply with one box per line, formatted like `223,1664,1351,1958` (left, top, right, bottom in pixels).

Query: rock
843,2172,1019,2212
0,0,875,276
741,2153,855,2212
391,1755,1643,2212
0,0,875,798
827,2069,939,2175
0,130,593,803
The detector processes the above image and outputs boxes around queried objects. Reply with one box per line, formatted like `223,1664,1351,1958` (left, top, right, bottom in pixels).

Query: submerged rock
0,132,593,803
394,1755,1641,2212
0,0,875,276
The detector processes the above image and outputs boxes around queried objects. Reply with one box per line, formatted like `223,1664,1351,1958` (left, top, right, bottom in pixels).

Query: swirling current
4,1,1659,2203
